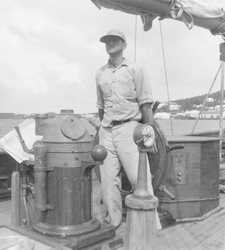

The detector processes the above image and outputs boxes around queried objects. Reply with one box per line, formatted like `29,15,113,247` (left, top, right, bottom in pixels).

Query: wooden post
125,146,158,250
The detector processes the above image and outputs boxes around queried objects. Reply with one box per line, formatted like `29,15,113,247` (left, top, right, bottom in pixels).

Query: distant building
215,105,220,111
193,104,202,108
207,97,214,103
154,112,170,119
158,102,181,111
215,105,225,111
158,103,167,109
169,102,181,111
173,110,199,119
185,110,199,118
81,113,95,119
199,110,225,119
175,112,186,117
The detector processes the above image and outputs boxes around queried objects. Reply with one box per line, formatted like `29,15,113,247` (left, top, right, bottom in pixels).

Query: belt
111,119,131,126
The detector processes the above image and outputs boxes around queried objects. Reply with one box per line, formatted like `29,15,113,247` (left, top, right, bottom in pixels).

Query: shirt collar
107,58,128,69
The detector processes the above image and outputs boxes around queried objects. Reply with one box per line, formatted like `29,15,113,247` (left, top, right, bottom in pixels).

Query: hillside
0,91,224,118
175,91,224,111
158,90,225,112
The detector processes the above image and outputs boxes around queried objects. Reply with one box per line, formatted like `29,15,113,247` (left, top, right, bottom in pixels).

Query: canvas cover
92,0,225,35
178,0,225,18
0,118,42,163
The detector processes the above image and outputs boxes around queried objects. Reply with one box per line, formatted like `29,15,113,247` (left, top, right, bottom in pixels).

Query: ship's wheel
92,119,171,193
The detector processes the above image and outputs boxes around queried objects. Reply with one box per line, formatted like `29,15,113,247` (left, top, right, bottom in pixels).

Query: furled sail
91,0,225,36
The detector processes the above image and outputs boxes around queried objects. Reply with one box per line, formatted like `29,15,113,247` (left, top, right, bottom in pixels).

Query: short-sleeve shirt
96,58,154,127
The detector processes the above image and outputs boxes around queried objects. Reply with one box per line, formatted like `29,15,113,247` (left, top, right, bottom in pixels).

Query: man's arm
140,102,154,125
96,70,104,121
140,103,157,154
98,108,104,122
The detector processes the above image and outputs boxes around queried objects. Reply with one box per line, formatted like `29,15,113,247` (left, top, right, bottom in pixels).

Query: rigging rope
134,15,137,63
159,21,174,135
191,63,222,134
219,59,225,159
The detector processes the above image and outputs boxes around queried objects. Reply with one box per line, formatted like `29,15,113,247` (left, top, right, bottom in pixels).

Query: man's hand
148,140,158,154
140,103,157,154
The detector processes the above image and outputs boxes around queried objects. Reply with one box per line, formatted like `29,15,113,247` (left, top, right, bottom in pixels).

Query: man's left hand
148,140,158,154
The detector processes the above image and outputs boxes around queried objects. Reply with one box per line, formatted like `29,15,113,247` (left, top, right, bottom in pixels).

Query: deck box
156,135,220,220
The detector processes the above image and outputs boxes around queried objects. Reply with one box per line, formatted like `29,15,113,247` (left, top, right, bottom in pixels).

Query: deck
0,179,225,250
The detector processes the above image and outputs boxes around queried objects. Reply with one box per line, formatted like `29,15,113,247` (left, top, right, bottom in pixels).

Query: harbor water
0,118,224,139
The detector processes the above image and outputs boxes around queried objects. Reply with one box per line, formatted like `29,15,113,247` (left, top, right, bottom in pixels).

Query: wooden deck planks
0,179,225,250
166,209,225,249
189,215,225,250
157,193,225,250
92,177,225,250
158,194,225,250
192,231,225,250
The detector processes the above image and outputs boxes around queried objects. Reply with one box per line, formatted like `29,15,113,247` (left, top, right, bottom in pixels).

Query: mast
219,42,225,158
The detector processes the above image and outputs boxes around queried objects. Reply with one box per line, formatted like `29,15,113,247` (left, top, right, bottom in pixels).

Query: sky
0,0,224,115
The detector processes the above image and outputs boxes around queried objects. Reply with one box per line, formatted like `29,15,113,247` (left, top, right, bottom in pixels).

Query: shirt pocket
116,80,136,98
100,82,112,98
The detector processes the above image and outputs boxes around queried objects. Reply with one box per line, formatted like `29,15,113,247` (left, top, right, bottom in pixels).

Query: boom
91,0,225,37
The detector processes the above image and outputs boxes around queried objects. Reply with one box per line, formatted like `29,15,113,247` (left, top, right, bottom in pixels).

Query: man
95,29,161,229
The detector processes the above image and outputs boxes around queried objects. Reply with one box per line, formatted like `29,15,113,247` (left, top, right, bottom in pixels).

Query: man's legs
114,121,162,229
99,122,161,229
99,126,122,227
113,121,150,191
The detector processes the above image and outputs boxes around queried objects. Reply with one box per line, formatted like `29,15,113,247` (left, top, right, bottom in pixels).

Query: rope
191,63,222,134
211,16,225,36
159,21,174,135
134,15,137,63
219,60,225,158
159,0,194,30
159,0,176,21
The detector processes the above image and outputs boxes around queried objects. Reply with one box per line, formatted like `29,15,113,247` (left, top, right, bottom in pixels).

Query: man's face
105,36,126,55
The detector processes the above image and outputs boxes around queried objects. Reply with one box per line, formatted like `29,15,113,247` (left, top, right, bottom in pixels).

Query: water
0,119,24,138
0,118,223,139
156,119,223,136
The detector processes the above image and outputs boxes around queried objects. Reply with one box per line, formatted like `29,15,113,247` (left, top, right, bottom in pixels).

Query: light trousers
99,121,161,229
